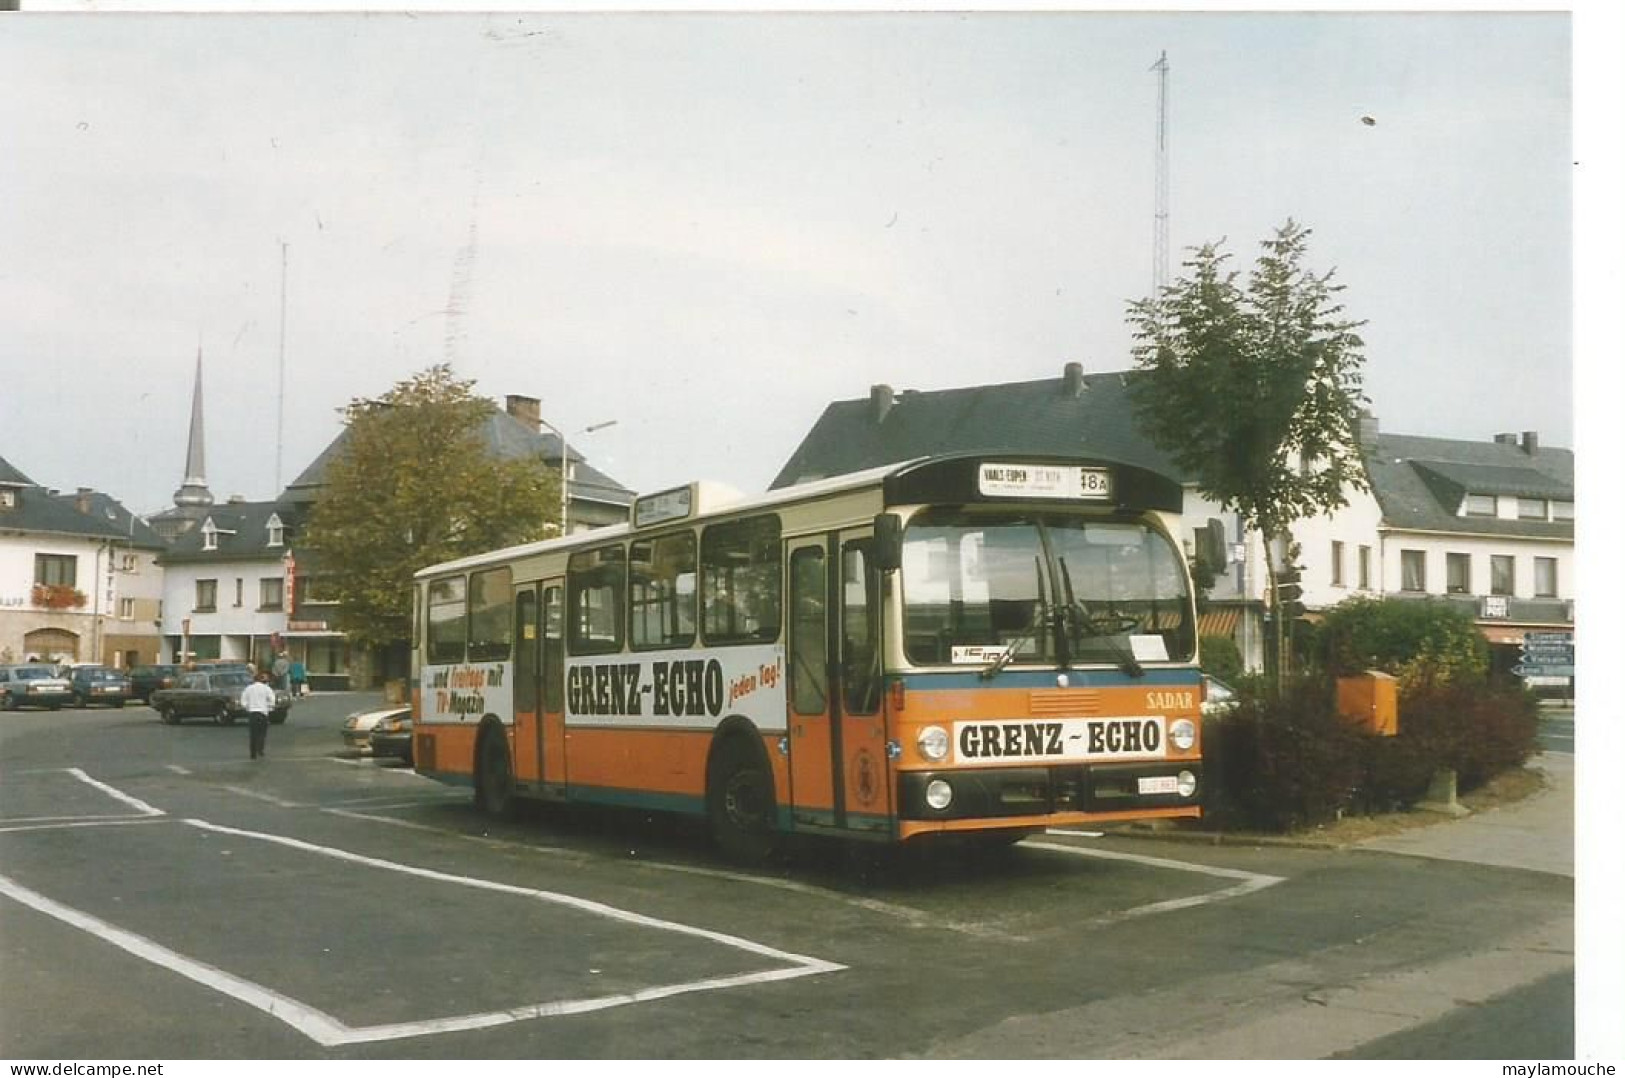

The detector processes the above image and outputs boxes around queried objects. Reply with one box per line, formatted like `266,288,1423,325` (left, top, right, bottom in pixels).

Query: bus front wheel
706,736,779,863
475,726,516,820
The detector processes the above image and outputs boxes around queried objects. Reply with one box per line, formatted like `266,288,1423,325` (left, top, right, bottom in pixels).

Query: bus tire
706,734,779,863
475,723,516,820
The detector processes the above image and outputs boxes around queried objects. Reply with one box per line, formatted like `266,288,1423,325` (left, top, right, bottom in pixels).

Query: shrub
1204,676,1539,829
1202,677,1365,832
1317,596,1488,692
1199,633,1243,682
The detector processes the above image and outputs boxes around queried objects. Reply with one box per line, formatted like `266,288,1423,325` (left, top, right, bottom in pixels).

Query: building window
120,553,139,572
1552,501,1574,521
202,521,218,551
266,514,285,547
196,579,218,612
1358,545,1371,590
0,490,14,509
1330,541,1345,587
1490,555,1515,597
35,554,78,587
1446,553,1471,595
1400,550,1426,592
234,578,244,608
119,598,135,620
1517,498,1547,521
1463,493,1496,517
259,578,284,611
1534,557,1558,598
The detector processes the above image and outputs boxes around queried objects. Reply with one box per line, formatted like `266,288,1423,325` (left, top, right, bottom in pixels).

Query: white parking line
183,818,845,1044
1032,833,1285,923
0,817,172,835
67,768,165,817
217,785,304,809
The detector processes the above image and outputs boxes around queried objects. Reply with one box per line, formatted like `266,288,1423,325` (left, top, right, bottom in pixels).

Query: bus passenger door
787,540,837,828
539,580,565,787
513,586,541,782
837,532,891,833
786,531,891,833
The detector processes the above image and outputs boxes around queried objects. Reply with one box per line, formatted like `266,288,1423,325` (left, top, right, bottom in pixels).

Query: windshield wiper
1057,556,1145,678
982,557,1048,680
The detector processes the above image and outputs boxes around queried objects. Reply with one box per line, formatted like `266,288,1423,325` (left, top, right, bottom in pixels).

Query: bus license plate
1137,775,1179,795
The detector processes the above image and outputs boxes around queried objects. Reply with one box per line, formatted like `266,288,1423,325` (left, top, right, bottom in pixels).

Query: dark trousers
249,712,270,758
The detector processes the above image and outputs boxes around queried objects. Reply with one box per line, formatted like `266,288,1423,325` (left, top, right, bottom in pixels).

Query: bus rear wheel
707,736,779,863
475,726,516,819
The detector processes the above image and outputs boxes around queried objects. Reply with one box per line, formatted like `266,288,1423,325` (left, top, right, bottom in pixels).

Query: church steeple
172,346,215,509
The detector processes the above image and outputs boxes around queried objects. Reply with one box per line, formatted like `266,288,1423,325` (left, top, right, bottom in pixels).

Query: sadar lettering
568,658,726,718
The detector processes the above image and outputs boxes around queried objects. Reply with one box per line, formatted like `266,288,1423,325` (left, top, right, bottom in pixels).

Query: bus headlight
925,779,954,810
1176,770,1198,798
917,725,950,762
1169,719,1197,751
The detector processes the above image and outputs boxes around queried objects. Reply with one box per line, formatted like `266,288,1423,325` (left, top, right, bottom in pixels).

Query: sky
1,3,1611,520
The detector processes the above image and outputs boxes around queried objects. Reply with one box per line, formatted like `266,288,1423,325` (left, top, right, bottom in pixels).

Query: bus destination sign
978,463,1112,501
633,484,695,528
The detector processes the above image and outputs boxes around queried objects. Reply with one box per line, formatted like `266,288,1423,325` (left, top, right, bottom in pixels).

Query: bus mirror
873,513,903,572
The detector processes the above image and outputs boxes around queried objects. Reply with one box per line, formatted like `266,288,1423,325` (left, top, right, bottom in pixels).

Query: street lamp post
546,418,618,535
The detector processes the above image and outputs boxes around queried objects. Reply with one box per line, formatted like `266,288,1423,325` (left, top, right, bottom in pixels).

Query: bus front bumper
897,761,1202,821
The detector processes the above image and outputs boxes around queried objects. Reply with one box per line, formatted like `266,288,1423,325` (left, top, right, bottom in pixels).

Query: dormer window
1462,494,1496,518
267,513,285,548
202,519,219,551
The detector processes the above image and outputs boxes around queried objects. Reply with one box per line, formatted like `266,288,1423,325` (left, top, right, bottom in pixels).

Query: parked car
1202,674,1239,717
368,708,414,765
68,665,133,708
150,670,291,726
0,664,74,711
128,663,183,704
342,704,410,755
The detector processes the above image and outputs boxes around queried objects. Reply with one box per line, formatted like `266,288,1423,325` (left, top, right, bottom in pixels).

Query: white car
341,704,410,754
1202,675,1238,717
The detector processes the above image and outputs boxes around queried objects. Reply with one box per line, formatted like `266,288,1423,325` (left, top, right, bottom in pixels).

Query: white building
0,455,167,668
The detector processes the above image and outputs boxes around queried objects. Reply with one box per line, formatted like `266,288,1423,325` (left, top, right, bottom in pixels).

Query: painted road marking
66,768,165,816
0,778,844,1048
1034,831,1285,923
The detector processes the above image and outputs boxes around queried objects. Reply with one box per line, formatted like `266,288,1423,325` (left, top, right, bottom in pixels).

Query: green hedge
1202,677,1540,831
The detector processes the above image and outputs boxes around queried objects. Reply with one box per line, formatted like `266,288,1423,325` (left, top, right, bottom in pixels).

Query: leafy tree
300,365,559,649
1127,220,1369,685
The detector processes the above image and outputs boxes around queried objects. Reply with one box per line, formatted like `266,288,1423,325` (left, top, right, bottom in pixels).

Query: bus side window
467,567,513,662
700,514,781,645
426,577,467,665
567,545,626,655
630,532,697,651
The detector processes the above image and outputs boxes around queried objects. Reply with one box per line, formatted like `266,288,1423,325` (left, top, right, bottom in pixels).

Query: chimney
75,488,93,514
870,384,895,424
1062,361,1085,398
1521,431,1539,455
1357,410,1380,447
506,394,542,433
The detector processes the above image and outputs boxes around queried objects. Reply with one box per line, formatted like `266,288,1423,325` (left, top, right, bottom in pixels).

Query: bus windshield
900,510,1195,668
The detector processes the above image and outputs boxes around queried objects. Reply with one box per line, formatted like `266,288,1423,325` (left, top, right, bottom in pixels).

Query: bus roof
413,452,1180,580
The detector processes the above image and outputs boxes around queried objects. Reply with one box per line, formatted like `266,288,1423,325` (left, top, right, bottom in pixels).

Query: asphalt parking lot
0,695,1577,1059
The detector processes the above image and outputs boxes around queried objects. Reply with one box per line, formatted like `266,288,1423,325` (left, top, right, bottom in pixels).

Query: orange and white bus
411,453,1204,858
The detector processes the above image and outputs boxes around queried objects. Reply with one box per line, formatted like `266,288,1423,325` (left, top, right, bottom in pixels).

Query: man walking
241,670,277,760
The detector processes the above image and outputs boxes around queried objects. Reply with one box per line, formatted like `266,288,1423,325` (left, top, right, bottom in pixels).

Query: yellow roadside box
1337,670,1398,736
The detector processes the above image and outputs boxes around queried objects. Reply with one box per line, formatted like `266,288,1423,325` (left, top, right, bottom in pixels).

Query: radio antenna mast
1151,50,1170,295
